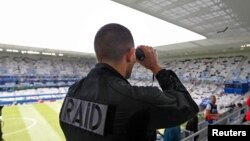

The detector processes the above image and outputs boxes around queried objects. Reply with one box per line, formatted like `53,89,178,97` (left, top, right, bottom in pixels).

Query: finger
137,45,147,53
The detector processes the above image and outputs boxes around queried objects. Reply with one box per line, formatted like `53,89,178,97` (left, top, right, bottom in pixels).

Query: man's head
210,95,216,104
94,23,134,62
94,23,136,78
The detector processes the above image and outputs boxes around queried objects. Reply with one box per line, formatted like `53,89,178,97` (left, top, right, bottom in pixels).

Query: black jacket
59,63,199,141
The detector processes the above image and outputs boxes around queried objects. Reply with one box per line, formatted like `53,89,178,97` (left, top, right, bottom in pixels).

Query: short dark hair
94,23,134,62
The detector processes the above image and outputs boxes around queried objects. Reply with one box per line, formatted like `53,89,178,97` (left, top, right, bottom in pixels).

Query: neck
102,61,127,78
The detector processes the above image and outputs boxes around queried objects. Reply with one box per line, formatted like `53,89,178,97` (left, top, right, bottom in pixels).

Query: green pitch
2,102,66,141
1,101,204,141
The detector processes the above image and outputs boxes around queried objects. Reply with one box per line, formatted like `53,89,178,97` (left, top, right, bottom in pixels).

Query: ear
125,48,135,63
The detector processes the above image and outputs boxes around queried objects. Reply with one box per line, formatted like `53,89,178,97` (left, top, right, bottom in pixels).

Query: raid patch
60,97,108,135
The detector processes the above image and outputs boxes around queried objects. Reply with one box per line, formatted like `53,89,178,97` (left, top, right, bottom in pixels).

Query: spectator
204,95,221,124
59,23,199,141
245,95,250,122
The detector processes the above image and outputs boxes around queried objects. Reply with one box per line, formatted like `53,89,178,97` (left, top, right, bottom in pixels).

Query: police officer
59,23,199,141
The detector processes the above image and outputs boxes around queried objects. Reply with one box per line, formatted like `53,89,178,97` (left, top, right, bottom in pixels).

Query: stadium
0,0,250,141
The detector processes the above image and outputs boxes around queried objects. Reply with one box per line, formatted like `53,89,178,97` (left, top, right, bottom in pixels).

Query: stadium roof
0,0,205,56
0,0,250,58
0,43,94,58
112,0,250,57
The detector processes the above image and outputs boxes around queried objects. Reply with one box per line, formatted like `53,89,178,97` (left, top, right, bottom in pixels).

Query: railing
181,105,247,141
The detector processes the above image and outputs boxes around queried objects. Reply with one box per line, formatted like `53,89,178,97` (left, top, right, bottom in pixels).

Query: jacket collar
95,63,130,84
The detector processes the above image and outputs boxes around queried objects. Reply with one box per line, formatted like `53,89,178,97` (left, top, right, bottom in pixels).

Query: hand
136,45,162,74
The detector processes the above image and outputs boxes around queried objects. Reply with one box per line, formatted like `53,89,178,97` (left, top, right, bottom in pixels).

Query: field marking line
3,117,37,136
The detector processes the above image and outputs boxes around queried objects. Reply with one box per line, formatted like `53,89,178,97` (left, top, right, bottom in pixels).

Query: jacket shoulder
67,77,86,96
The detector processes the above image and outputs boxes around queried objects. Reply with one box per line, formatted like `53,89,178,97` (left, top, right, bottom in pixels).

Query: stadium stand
0,52,95,105
1,52,249,108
